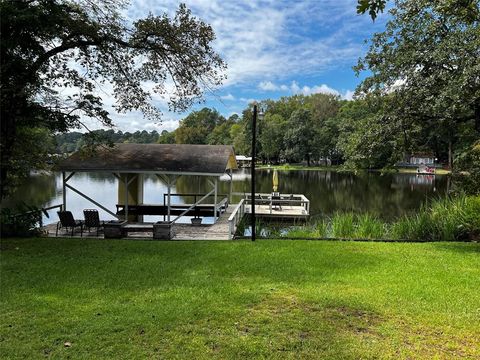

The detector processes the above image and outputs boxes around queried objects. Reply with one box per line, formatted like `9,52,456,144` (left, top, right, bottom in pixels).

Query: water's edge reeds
238,195,480,242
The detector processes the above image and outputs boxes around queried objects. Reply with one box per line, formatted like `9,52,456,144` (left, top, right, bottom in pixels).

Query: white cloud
240,97,256,104
257,80,354,100
258,81,279,91
66,0,385,132
343,89,355,100
220,93,235,100
126,0,388,87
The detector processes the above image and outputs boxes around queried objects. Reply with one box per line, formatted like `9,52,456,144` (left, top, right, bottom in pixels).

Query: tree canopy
0,0,226,196
355,0,480,168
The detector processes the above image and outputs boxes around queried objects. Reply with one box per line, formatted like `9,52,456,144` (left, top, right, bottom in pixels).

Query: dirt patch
393,320,480,359
322,305,383,336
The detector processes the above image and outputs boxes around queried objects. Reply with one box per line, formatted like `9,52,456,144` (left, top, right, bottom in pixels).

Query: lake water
1,169,449,225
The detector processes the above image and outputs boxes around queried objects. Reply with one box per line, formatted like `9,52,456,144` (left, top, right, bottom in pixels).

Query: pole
62,172,67,211
251,104,257,241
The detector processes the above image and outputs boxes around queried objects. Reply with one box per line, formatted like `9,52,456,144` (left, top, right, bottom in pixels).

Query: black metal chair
83,209,104,236
271,192,282,210
56,211,83,237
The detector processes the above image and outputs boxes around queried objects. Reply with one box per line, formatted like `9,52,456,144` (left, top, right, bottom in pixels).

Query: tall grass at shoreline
280,195,479,241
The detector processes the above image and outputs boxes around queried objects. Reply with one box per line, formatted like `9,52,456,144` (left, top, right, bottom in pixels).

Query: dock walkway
43,206,234,241
42,193,310,241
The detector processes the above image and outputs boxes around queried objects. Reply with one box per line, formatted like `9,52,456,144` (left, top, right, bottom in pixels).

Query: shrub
331,212,356,238
390,195,480,241
0,204,46,237
355,214,386,239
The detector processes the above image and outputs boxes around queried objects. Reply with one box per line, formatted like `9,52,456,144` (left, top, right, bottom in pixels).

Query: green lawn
1,238,479,359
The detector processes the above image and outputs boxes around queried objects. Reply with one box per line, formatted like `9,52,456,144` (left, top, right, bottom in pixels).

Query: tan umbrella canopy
273,169,279,192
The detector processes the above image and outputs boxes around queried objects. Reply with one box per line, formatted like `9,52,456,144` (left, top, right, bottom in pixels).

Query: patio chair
56,211,83,237
83,209,104,236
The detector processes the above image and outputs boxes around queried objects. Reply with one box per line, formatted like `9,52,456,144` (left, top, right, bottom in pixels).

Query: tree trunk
448,138,453,170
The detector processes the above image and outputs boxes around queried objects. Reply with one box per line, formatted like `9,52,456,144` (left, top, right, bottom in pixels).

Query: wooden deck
42,206,234,241
41,193,310,241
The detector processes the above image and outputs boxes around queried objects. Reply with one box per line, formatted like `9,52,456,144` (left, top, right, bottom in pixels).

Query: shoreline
255,164,451,175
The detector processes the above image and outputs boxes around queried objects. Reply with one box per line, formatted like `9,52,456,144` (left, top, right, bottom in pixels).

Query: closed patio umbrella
273,169,279,192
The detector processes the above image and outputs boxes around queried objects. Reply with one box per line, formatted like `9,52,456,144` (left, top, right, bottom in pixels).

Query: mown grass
281,195,480,241
1,238,479,359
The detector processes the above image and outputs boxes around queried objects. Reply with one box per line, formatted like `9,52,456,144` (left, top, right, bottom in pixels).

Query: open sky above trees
89,0,390,133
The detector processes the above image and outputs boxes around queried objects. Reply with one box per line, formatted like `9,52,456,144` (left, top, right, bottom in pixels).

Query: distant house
395,152,439,168
409,153,436,165
236,155,252,167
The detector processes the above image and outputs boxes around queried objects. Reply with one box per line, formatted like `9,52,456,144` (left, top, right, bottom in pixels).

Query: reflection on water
1,169,449,225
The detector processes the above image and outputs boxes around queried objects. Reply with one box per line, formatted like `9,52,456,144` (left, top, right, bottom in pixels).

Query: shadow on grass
432,242,480,254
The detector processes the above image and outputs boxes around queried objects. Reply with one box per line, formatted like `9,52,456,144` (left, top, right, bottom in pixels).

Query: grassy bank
280,195,480,241
1,239,479,359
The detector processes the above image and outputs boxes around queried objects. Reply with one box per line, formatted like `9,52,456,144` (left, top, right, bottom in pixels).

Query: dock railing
4,203,63,229
244,193,310,215
228,199,246,239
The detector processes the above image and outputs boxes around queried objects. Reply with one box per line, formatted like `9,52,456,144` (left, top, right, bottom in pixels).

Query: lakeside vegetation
256,164,452,174
247,195,480,242
1,239,479,359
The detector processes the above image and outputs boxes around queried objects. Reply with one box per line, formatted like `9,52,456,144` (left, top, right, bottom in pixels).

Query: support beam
157,174,178,222
171,188,216,222
65,183,118,218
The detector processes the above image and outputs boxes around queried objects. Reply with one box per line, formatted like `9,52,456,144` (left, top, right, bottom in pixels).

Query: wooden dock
42,206,234,241
42,193,309,241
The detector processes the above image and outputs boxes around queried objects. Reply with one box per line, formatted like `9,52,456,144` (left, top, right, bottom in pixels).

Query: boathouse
58,144,237,225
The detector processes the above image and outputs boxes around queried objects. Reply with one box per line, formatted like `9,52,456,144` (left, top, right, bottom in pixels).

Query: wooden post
62,172,67,211
214,178,218,223
228,170,233,204
167,176,171,222
124,175,129,220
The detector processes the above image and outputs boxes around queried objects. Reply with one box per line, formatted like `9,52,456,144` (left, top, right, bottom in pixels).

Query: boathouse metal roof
58,144,237,176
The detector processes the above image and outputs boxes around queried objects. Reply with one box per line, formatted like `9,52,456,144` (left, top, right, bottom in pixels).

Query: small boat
416,164,436,175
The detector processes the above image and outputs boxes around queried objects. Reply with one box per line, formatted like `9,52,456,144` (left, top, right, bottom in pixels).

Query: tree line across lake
55,93,477,170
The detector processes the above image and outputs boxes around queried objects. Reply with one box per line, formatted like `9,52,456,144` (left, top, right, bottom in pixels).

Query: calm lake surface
2,169,449,225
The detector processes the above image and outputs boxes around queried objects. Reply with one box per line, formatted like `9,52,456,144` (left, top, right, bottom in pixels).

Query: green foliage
1,0,225,196
265,196,480,241
175,108,225,144
355,214,385,239
8,127,56,189
453,141,480,195
283,225,317,238
356,0,386,20
357,0,480,23
391,195,480,241
355,0,480,169
157,130,175,144
283,109,316,165
55,129,161,152
330,213,356,238
0,204,46,237
336,100,396,169
258,114,287,163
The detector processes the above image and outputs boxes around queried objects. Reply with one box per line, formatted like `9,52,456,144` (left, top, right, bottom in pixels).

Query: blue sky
95,0,389,132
